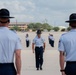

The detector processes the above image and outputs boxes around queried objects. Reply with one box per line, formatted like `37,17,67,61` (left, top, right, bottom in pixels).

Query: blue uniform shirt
58,29,76,61
33,36,45,47
0,27,22,63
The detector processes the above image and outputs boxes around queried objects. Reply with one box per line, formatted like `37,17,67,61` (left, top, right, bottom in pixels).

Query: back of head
0,8,14,18
0,8,14,26
66,13,76,28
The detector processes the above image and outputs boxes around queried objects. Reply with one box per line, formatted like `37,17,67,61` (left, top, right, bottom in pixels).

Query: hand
62,72,66,75
32,50,34,53
17,74,20,75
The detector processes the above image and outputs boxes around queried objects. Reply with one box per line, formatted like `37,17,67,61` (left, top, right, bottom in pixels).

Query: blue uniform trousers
0,63,16,75
49,39,54,47
65,62,76,75
35,47,43,68
26,40,29,47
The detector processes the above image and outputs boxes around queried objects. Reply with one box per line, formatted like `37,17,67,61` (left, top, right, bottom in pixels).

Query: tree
25,28,29,31
11,26,21,31
28,23,35,29
67,26,71,31
53,27,60,31
61,28,66,32
34,23,42,30
42,23,52,31
28,23,42,31
27,22,52,31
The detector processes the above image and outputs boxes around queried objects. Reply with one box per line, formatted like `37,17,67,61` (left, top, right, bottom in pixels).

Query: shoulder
9,30,20,39
10,30,17,33
60,32,68,38
59,32,70,42
9,29,16,33
33,36,37,40
61,32,67,36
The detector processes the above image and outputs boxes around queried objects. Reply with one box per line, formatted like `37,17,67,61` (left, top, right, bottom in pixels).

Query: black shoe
37,68,39,70
40,67,42,70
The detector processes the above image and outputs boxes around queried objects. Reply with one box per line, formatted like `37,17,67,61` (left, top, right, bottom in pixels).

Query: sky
0,0,76,27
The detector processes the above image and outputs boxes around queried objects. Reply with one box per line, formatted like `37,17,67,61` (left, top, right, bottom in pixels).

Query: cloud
0,0,76,26
0,0,35,13
12,14,34,22
0,0,36,22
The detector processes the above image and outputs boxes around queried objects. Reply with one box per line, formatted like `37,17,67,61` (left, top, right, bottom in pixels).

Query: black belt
66,61,76,63
35,46,43,48
0,63,14,65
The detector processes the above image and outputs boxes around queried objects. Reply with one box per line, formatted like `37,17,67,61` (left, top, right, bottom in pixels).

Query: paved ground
21,50,61,75
17,32,65,75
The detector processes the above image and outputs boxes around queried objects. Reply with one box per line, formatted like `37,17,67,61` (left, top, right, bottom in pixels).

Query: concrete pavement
17,32,65,75
21,50,61,75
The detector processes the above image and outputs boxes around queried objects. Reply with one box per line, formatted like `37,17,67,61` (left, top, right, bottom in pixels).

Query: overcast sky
0,0,76,26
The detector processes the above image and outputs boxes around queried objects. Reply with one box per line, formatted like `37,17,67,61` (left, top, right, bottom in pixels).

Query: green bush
61,28,66,32
67,27,71,31
53,27,60,31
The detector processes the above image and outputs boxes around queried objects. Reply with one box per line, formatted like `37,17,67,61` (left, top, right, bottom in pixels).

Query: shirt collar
0,27,8,29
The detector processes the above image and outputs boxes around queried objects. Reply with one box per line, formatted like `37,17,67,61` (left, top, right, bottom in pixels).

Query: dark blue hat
37,30,41,34
66,13,76,23
0,8,14,18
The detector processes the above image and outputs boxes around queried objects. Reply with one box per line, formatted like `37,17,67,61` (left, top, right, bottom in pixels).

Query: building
8,22,30,31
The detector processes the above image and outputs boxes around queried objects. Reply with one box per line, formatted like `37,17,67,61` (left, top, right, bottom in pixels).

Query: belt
0,63,14,65
66,61,76,63
35,46,43,48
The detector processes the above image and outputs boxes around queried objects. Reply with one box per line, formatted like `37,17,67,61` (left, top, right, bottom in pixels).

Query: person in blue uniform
48,34,54,47
0,8,22,75
32,30,45,70
58,13,76,75
25,33,30,47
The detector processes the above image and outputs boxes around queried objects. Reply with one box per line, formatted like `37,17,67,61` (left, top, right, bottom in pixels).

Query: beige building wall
8,22,29,30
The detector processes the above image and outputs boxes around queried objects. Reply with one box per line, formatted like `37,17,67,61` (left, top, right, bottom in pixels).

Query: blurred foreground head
66,13,76,28
0,8,14,26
